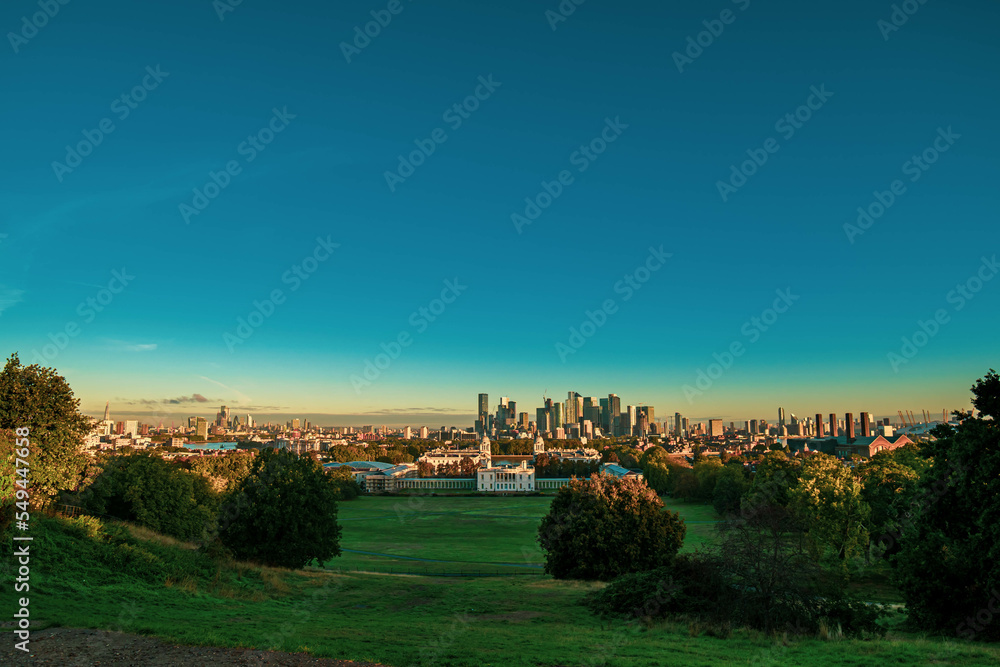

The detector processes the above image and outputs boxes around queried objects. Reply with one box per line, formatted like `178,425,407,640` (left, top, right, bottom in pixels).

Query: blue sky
1,0,997,426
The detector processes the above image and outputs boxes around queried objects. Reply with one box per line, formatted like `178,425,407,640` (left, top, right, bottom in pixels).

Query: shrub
538,474,686,581
83,453,218,541
218,449,343,569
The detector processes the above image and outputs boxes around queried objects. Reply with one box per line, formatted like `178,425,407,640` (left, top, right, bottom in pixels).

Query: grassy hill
4,499,1000,666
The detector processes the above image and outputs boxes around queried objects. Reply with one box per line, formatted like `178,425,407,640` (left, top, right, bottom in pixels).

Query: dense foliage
82,453,218,540
893,370,1000,641
0,353,89,507
218,449,343,568
537,474,686,581
588,501,889,637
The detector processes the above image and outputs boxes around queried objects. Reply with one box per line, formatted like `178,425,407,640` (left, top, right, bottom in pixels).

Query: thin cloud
0,286,25,316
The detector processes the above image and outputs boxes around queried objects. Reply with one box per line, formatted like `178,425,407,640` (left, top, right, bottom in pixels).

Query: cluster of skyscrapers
476,392,655,439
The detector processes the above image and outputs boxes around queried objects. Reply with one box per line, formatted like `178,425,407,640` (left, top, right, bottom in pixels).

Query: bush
218,449,343,569
82,453,218,541
538,474,686,581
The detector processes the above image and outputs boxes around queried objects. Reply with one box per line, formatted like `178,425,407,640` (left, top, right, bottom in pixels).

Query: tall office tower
607,394,620,435
508,401,516,421
730,421,735,432
582,419,594,439
584,404,602,430
195,417,208,438
292,418,301,430
551,402,563,429
419,426,429,439
566,391,582,424
231,415,240,429
675,412,682,437
624,405,636,435
749,419,758,434
245,414,254,429
640,405,654,425
599,398,610,432
829,413,837,437
188,416,197,428
570,393,583,425
682,417,689,434
860,412,872,437
104,401,110,421
404,426,412,439
778,407,786,431
519,412,529,428
816,413,825,437
637,411,649,435
845,413,855,440
536,407,551,433
477,393,489,430
708,419,723,438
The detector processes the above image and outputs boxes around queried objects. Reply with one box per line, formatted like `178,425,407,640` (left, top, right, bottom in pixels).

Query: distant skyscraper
625,405,636,435
829,413,837,437
478,393,489,420
195,417,208,438
607,394,620,435
749,419,758,434
860,412,872,437
245,414,254,428
536,407,550,433
104,401,110,421
816,413,825,437
778,407,785,430
292,418,301,430
708,419,723,438
419,426,429,439
675,412,682,437
845,413,855,440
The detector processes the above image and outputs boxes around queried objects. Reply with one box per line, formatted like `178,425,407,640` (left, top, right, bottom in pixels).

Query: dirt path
2,627,387,666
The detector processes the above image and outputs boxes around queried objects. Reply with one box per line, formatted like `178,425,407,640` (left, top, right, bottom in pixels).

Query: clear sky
1,0,997,427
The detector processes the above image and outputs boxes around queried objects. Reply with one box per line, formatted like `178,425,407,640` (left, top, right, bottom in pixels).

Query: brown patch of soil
1,627,387,666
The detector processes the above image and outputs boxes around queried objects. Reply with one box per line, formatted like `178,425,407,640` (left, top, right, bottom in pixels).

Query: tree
218,449,343,569
83,453,217,540
537,474,686,581
0,354,90,506
712,463,748,516
857,453,920,560
788,453,870,561
893,371,1000,640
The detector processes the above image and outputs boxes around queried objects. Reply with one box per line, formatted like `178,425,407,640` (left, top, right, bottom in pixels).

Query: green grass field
331,495,722,575
9,497,1000,666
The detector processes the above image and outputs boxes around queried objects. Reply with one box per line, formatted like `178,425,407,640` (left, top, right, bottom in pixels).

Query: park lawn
13,514,1000,666
330,495,722,575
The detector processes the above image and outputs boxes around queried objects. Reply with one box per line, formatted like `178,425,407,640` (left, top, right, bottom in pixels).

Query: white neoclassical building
420,436,492,468
477,460,535,493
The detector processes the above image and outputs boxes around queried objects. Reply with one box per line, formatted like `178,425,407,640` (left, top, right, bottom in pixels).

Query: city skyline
2,0,998,425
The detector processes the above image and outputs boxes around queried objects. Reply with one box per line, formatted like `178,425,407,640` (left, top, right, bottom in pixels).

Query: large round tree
0,353,90,507
537,474,686,581
893,370,1000,640
218,448,343,569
